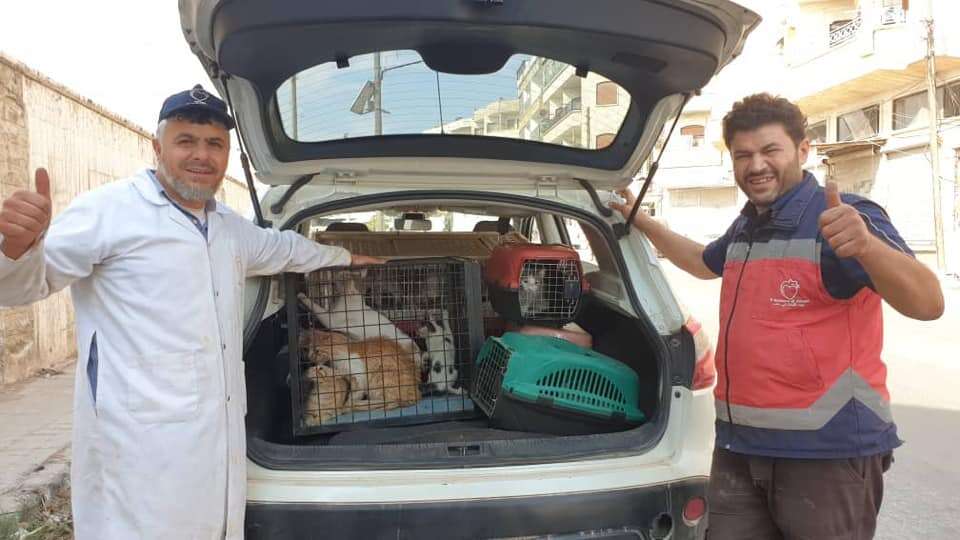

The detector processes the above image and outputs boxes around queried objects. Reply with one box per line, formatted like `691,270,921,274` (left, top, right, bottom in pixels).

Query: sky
0,0,782,182
693,1,788,107
275,51,526,141
0,1,211,128
0,1,244,176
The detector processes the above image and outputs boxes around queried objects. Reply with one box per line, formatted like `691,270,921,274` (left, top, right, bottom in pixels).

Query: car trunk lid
180,0,759,196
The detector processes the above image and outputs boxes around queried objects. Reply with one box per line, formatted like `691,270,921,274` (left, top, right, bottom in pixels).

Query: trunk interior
242,202,670,469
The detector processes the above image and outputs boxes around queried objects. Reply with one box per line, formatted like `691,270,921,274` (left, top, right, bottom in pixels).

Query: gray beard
157,163,220,204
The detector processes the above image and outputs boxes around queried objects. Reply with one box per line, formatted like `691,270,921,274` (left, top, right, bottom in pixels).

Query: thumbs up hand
818,181,873,259
824,180,842,209
0,168,53,260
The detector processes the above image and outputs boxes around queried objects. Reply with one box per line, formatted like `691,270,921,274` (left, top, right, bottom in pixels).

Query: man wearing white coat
0,85,380,539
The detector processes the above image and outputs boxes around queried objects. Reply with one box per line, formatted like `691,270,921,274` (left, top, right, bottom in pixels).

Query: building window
596,133,615,148
837,105,879,142
596,81,619,106
829,19,852,32
680,125,705,147
944,81,960,118
670,187,737,208
879,0,908,25
893,91,930,130
806,121,827,143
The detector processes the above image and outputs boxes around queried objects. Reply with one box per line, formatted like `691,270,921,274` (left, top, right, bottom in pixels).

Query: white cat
518,266,547,317
417,311,462,394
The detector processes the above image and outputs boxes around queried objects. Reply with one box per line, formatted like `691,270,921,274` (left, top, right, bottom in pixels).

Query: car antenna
219,74,268,227
614,93,691,238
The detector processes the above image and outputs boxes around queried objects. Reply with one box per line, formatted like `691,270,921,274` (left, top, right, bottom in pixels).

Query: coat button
215,291,220,297
222,344,227,351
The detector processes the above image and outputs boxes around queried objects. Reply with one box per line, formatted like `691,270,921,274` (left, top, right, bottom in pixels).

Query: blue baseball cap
158,84,236,130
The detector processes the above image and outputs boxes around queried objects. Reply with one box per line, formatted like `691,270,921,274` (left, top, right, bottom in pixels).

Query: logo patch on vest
771,279,810,308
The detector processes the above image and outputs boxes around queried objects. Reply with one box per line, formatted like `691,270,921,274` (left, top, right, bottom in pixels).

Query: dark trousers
707,447,892,540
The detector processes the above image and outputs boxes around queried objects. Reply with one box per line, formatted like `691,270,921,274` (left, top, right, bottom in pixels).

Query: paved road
660,261,960,539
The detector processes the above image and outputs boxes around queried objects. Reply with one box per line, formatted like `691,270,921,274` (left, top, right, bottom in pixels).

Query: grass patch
0,485,72,540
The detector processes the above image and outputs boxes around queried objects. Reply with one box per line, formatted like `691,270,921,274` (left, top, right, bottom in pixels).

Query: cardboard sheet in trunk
313,231,527,259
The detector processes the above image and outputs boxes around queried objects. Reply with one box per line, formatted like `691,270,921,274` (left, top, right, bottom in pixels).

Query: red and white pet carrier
483,244,589,327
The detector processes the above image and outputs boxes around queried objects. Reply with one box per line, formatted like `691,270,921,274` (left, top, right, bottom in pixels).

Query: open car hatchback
179,1,759,538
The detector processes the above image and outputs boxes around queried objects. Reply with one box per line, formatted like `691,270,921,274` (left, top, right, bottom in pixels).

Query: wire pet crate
287,257,484,436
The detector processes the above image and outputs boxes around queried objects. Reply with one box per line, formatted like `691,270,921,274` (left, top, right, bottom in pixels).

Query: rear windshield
276,51,630,150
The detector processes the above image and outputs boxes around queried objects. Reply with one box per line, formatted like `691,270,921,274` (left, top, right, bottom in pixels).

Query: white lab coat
0,170,350,539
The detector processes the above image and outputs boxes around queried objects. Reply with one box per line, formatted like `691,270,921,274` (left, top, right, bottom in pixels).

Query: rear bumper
245,477,708,539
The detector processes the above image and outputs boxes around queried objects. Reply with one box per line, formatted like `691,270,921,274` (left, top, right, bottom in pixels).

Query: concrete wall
0,55,250,384
0,57,36,385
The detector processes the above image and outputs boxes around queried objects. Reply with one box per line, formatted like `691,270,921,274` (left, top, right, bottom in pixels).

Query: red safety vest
714,178,899,458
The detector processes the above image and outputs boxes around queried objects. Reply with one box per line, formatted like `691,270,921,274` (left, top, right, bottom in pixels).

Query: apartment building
424,98,520,138
650,0,959,271
651,94,746,246
515,57,630,150
783,0,960,269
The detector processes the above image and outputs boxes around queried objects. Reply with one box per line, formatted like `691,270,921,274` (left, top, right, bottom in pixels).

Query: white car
180,2,757,538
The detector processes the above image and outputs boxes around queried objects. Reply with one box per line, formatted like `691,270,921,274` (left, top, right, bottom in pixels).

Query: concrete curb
0,446,71,531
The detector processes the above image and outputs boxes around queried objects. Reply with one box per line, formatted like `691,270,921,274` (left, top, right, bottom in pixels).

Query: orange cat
301,363,350,425
300,329,421,420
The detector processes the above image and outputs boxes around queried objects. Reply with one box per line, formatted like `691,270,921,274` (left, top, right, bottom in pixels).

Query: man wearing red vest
612,93,944,539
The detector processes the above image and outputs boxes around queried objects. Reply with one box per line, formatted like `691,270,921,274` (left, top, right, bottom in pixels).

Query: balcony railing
540,98,582,135
519,58,573,115
516,59,529,81
829,15,862,47
540,59,568,89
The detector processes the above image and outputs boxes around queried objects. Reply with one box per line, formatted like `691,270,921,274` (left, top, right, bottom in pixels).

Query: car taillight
684,317,715,391
682,496,706,525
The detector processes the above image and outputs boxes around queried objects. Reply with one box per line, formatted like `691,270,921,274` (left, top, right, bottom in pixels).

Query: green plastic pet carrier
471,332,645,435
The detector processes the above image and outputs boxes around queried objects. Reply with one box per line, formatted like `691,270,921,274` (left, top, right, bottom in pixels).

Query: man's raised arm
610,189,719,280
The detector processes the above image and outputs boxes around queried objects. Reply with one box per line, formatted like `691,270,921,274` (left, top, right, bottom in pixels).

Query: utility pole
374,52,383,136
355,56,421,137
956,149,960,235
924,12,946,271
585,106,591,148
290,74,298,139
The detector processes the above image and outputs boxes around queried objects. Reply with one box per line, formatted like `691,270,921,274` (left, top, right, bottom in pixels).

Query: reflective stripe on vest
715,367,893,429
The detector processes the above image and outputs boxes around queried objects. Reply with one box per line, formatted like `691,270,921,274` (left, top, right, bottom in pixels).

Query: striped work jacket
705,173,904,458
